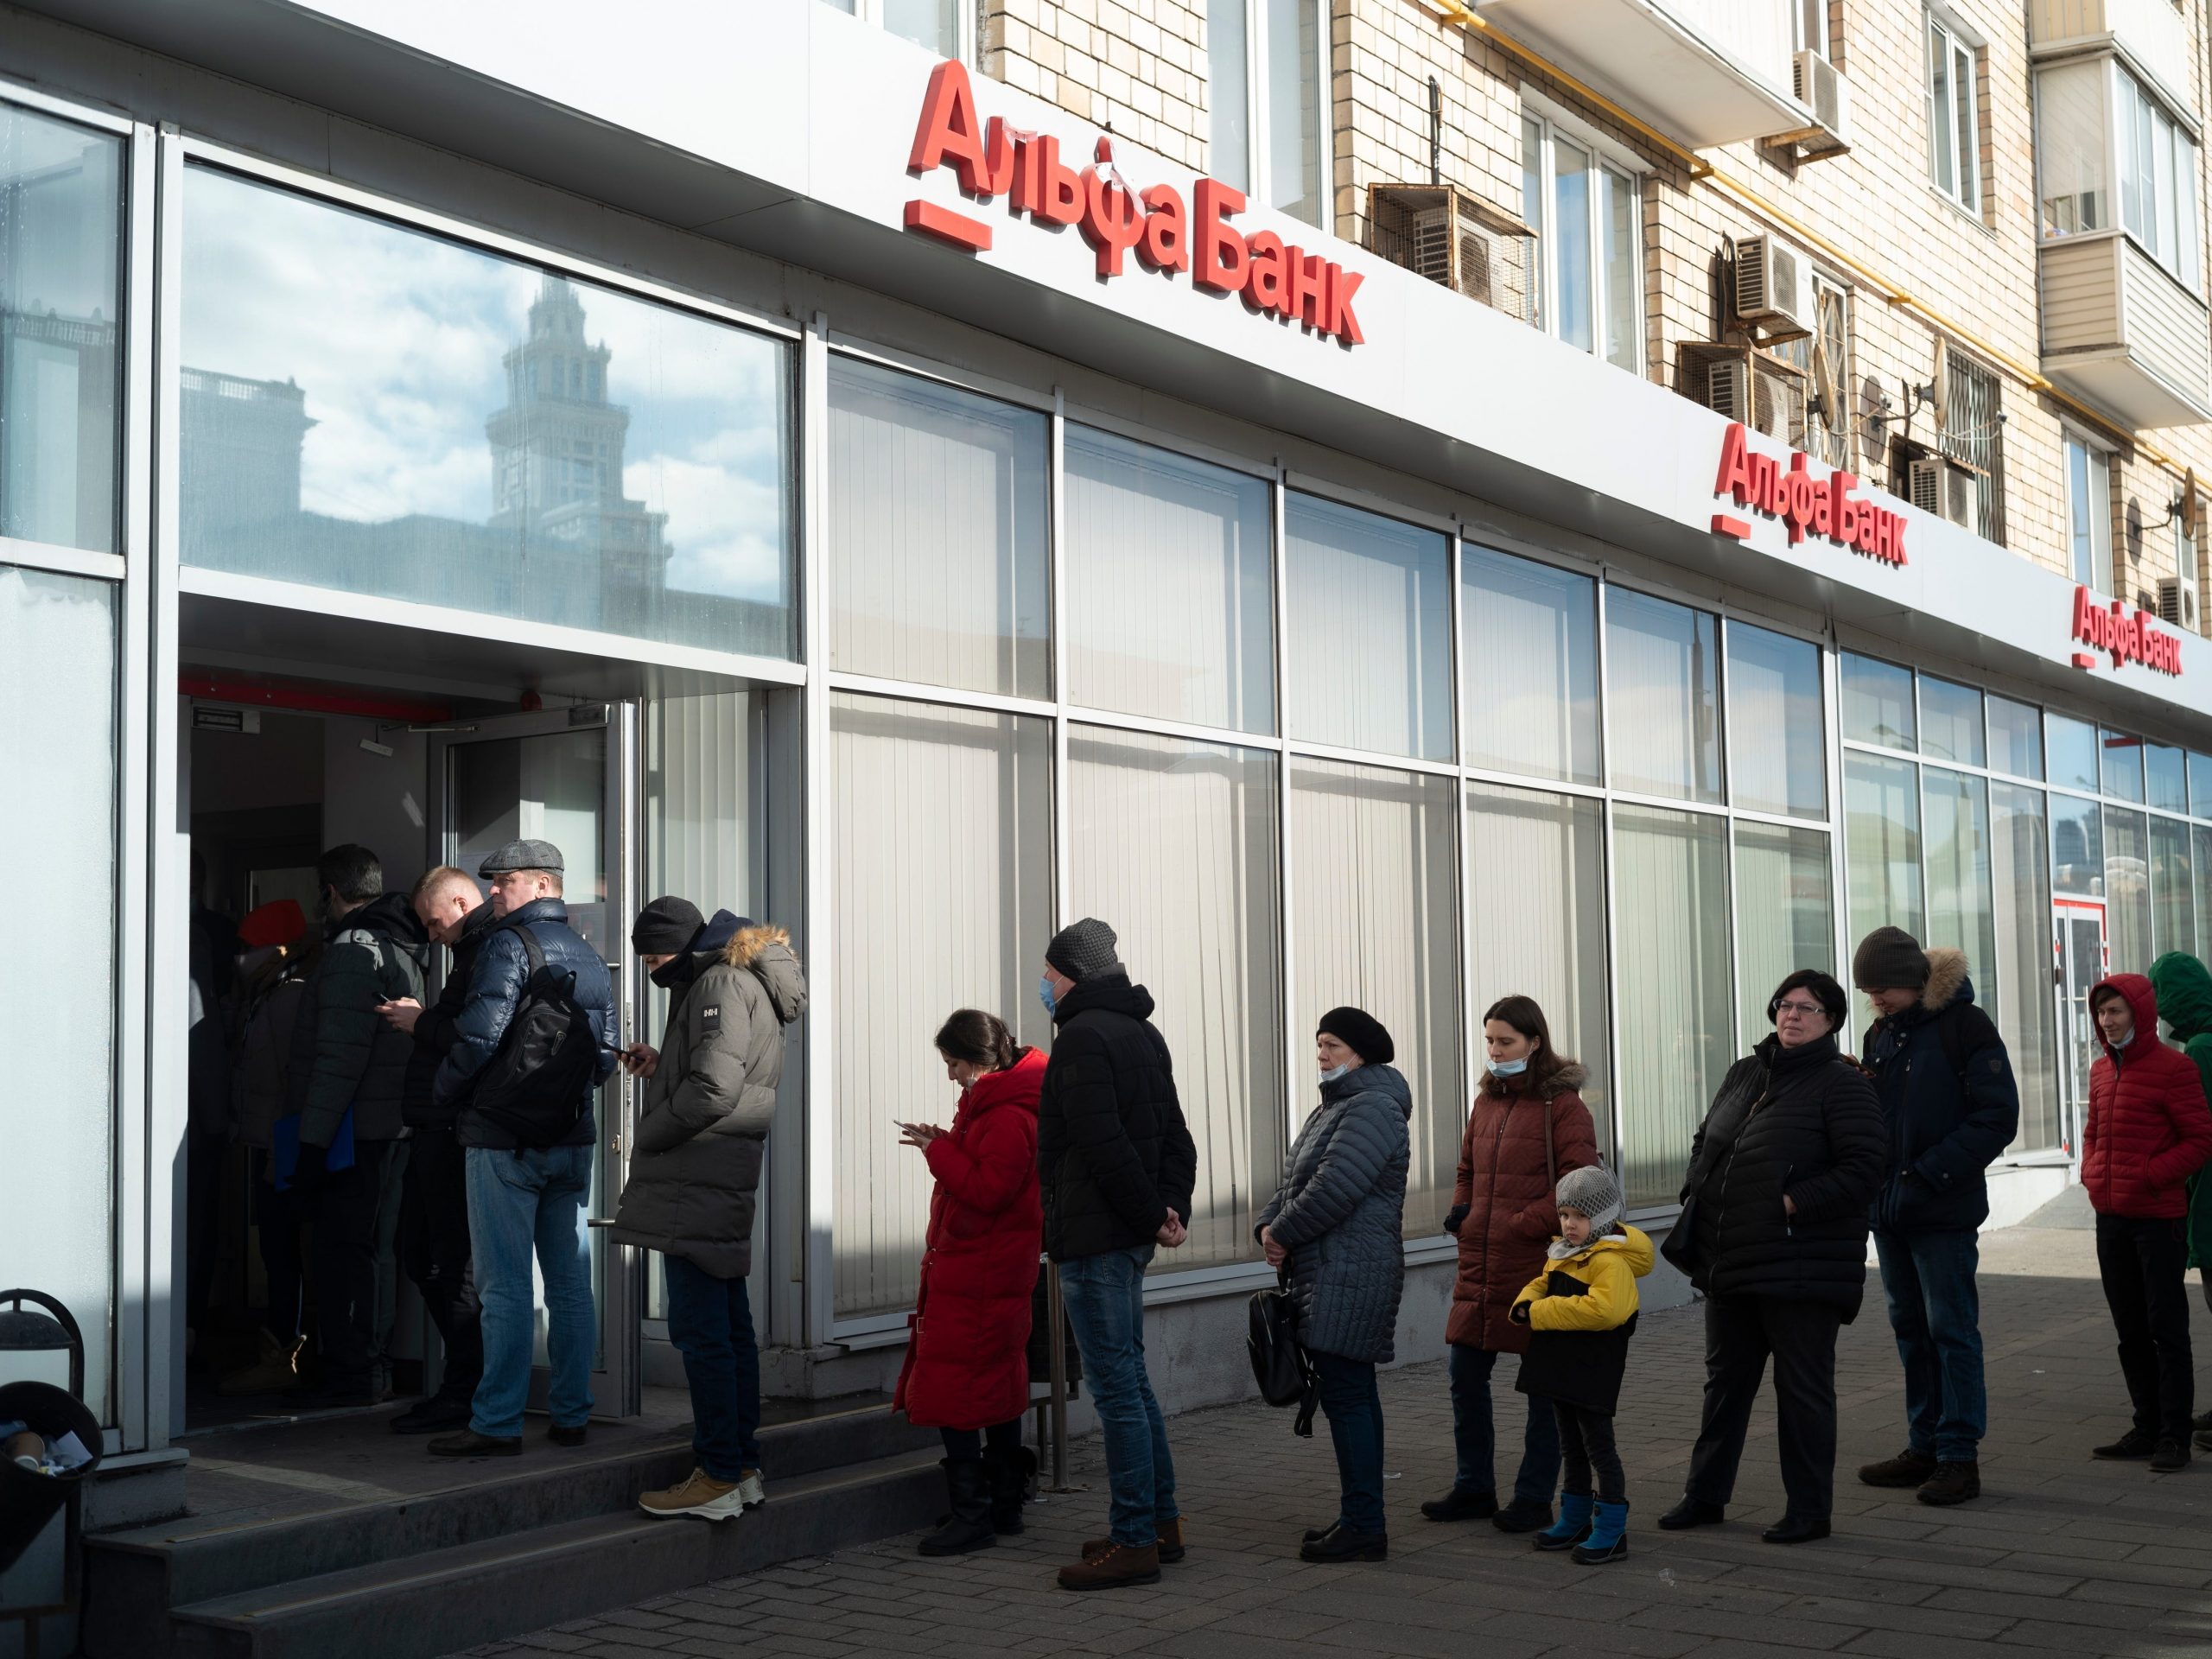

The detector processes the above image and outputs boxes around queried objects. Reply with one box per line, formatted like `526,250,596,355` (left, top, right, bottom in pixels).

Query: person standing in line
1851,927,2018,1509
375,867,495,1434
894,1009,1048,1556
613,896,808,1516
2145,952,2212,1452
1257,1008,1411,1564
425,842,618,1458
1035,918,1198,1592
2082,974,2212,1473
288,843,429,1408
1513,1164,1651,1567
1421,995,1597,1536
1658,969,1885,1545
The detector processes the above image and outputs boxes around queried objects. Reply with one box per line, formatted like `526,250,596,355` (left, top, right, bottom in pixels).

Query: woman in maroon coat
894,1009,1046,1555
1421,995,1599,1534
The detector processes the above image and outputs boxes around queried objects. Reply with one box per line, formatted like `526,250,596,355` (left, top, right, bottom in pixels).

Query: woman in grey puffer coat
1257,1006,1412,1564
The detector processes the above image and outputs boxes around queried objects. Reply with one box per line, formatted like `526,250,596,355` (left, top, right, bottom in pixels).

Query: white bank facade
3,0,2211,1465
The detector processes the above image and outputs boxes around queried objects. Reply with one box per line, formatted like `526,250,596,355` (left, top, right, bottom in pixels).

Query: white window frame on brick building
2066,427,2117,595
1792,0,1830,60
1926,10,1982,215
821,0,974,66
1206,0,1330,230
1519,104,1644,376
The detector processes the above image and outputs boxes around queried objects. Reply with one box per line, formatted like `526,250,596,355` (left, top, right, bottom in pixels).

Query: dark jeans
186,1130,229,1332
1686,1293,1842,1522
1874,1228,1987,1464
310,1139,410,1393
1554,1400,1624,1504
2095,1212,2194,1442
941,1421,1023,1463
663,1253,763,1482
251,1151,304,1342
1058,1244,1178,1548
1311,1351,1387,1535
1446,1344,1560,1506
399,1127,482,1405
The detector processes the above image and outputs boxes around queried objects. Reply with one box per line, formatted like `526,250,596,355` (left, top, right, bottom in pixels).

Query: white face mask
1319,1064,1351,1084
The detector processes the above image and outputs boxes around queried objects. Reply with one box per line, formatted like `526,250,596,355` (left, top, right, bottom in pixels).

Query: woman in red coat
894,1008,1046,1556
1421,995,1599,1535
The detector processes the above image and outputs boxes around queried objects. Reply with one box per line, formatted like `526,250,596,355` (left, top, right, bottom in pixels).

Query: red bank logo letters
1710,423,1908,565
2071,586,2184,677
903,60,1365,346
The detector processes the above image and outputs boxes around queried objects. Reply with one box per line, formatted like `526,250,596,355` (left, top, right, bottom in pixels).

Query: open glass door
2054,899,2107,1157
428,704,641,1420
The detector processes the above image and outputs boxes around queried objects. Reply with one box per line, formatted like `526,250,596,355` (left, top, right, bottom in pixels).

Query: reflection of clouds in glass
632,456,787,599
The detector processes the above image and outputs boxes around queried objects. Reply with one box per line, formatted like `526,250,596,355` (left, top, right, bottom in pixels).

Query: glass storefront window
2191,752,2212,817
1987,694,2044,781
1841,653,1916,751
2145,743,2189,814
1923,767,1997,989
1919,677,1985,767
2,565,117,1417
2050,791,2105,897
828,359,1048,698
1846,752,1925,947
1465,781,1612,1156
1613,804,1733,1207
0,100,122,555
181,167,797,656
2101,729,2145,802
1071,727,1282,1269
2196,825,2212,961
1606,589,1722,804
830,694,1054,1317
2047,713,2100,793
1065,425,1274,733
1292,760,1463,1234
1726,622,1826,820
1286,493,1452,760
1461,545,1600,786
2106,806,2152,974
1992,783,2060,1153
2151,814,2195,958
1732,821,1834,1052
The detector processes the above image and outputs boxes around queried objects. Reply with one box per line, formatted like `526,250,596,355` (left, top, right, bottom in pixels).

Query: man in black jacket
1852,928,2018,1510
288,843,428,1408
375,866,493,1433
1034,918,1198,1593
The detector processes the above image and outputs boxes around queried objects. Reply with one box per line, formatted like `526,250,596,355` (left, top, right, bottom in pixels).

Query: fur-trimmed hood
1917,947,1971,1014
722,924,809,1025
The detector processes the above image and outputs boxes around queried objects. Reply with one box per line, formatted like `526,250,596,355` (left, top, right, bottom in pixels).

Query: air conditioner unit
1734,234,1815,342
1907,455,1976,528
1706,353,1804,446
2158,576,2198,632
1368,185,1535,327
1778,49,1853,161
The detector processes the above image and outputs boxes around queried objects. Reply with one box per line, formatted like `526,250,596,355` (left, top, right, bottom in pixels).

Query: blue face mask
1039,973,1058,1018
1487,1055,1529,1077
1319,1064,1351,1085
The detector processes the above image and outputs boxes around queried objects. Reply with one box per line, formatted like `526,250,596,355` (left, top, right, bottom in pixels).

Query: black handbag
1246,1271,1319,1437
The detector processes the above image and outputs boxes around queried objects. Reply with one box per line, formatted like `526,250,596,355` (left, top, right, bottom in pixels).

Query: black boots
918,1459,997,1556
985,1445,1033,1535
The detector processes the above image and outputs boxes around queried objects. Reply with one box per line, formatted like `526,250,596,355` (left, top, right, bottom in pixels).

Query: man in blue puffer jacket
425,839,618,1458
1851,927,2018,1510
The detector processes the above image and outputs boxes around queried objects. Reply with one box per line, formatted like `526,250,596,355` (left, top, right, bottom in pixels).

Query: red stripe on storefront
1710,514,1751,539
2072,653,2098,670
904,199,993,251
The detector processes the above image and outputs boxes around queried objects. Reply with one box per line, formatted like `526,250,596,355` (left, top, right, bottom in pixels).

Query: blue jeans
1873,1229,1987,1464
662,1254,763,1481
1058,1245,1177,1548
1448,1344,1560,1506
467,1145,594,1438
1311,1351,1386,1535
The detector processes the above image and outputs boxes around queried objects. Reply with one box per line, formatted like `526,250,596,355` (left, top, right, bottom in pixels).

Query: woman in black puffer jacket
1656,969,1885,1547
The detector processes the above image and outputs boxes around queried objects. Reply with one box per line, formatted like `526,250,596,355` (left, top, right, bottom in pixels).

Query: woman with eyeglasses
1656,969,1885,1548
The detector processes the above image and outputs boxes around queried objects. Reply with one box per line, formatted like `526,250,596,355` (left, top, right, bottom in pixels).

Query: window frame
825,0,975,65
2065,426,2117,595
1926,10,1983,217
1208,0,1332,231
2114,63,2202,291
1520,104,1646,375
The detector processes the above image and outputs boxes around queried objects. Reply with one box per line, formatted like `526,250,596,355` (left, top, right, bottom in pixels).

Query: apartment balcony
1471,0,1807,148
2040,232,2212,428
2030,0,2196,118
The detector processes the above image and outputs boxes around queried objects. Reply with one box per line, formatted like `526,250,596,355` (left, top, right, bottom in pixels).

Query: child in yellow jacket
1510,1164,1653,1565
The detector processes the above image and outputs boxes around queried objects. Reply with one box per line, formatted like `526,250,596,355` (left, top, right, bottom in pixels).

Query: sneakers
2149,1438,2190,1474
1084,1516,1184,1565
1916,1461,1980,1506
1656,1497,1725,1531
638,1467,765,1521
1857,1448,1937,1489
1419,1486,1497,1522
1491,1496,1553,1534
1299,1523,1387,1563
2093,1428,2159,1460
1058,1541,1160,1591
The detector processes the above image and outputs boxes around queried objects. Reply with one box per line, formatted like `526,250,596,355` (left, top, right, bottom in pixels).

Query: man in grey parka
611,897,807,1522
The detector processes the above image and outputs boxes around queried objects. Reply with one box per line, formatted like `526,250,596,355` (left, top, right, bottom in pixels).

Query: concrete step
163,1449,944,1659
83,1403,937,1659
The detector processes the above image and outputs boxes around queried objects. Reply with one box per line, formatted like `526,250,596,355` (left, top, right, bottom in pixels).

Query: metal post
1044,1255,1071,1491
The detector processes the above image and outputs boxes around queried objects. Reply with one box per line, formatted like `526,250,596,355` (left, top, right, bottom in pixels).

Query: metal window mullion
1595,576,1626,1162
1451,531,1479,1166
1052,389,1071,937
1462,762,1609,802
1247,0,1269,211
1274,465,1299,1154
1823,640,1853,1048
798,312,834,1350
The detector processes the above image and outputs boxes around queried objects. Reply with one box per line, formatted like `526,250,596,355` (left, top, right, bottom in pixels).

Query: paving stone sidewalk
454,1222,2212,1659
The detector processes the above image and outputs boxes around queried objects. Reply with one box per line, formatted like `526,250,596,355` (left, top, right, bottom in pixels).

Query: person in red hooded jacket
895,1009,1047,1556
2083,974,2212,1473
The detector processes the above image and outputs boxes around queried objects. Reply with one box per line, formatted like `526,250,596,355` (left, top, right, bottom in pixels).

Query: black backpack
1246,1272,1319,1437
467,927,603,1148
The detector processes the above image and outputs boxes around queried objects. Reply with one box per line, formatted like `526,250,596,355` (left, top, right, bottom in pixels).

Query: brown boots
1079,1515,1184,1565
1058,1539,1162,1591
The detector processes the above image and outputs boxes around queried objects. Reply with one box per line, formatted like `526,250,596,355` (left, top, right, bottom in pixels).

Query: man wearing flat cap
426,839,619,1458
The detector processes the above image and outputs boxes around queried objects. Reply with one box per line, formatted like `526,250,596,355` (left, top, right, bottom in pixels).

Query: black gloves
1443,1203,1471,1237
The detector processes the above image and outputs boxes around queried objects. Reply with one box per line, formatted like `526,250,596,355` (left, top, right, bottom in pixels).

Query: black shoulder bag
1246,1268,1319,1437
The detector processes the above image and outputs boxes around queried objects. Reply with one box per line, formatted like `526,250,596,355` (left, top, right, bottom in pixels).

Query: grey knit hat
1556,1164,1624,1236
1853,925,1930,991
1046,917,1121,982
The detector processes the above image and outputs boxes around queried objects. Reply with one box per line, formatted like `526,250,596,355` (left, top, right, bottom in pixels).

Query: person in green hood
2147,950,2212,1453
